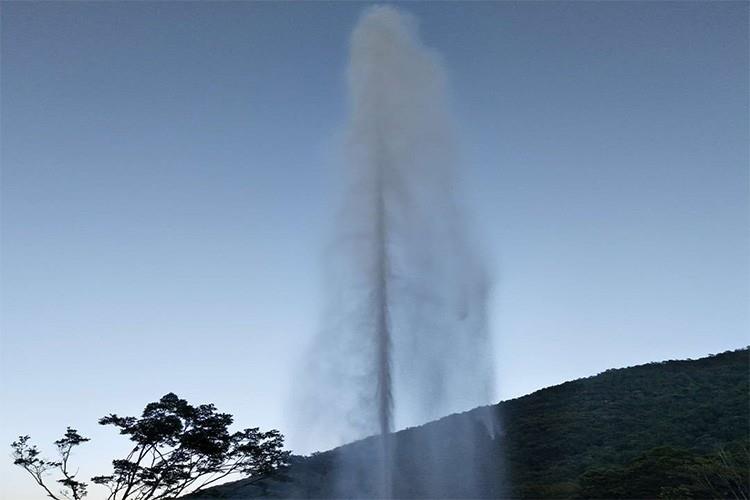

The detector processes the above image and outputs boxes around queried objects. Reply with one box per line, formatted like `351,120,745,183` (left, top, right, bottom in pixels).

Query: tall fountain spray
373,127,394,496
291,6,498,497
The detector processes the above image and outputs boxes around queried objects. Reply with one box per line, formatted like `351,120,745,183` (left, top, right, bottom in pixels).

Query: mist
290,6,499,497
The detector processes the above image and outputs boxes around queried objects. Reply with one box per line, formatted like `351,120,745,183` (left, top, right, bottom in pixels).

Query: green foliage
579,446,706,498
579,442,749,499
191,348,749,499
500,348,749,498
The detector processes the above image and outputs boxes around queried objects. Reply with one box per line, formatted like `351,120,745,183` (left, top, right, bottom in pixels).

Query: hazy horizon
2,2,748,499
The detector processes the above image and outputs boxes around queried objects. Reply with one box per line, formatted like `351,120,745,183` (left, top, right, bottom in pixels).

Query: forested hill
193,348,749,499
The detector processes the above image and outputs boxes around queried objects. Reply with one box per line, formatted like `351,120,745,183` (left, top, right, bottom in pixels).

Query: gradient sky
1,2,748,499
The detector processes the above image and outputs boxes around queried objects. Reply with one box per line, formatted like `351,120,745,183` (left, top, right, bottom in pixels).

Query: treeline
192,347,749,498
503,348,749,498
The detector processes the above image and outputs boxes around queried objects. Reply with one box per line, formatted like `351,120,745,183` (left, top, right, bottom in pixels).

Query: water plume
290,6,498,497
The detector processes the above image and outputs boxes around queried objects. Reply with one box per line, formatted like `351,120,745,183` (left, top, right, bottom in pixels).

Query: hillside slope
193,348,749,498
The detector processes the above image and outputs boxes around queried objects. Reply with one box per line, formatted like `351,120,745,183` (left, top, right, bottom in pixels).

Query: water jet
292,6,498,496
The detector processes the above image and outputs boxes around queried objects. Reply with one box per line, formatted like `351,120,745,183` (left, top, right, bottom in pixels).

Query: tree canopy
12,393,289,500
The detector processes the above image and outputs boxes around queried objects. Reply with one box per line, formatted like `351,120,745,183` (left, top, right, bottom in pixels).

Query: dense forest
192,348,749,499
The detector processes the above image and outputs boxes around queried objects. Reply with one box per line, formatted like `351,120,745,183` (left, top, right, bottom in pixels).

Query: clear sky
1,2,747,499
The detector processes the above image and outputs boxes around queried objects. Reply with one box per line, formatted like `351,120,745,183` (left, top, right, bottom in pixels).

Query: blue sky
1,2,747,499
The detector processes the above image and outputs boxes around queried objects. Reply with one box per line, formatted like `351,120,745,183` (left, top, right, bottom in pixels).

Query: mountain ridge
192,347,749,499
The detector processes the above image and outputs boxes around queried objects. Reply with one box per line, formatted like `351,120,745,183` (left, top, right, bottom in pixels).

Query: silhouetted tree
12,393,290,500
12,427,90,500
